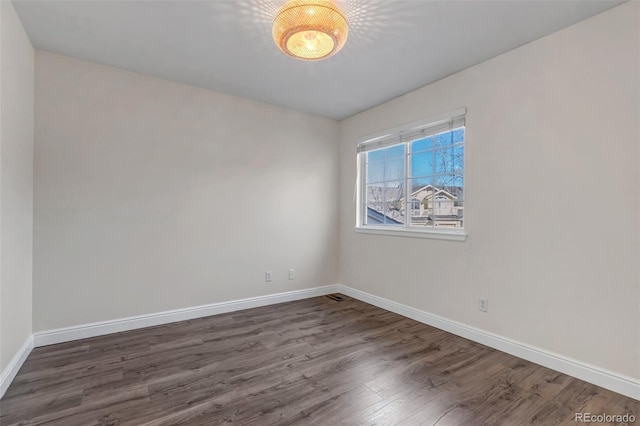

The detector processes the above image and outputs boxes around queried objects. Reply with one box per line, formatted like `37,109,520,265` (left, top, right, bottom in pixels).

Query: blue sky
366,128,465,191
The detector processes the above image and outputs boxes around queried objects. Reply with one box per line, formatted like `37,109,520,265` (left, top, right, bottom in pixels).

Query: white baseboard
33,285,341,347
336,285,640,401
23,283,639,401
0,335,34,399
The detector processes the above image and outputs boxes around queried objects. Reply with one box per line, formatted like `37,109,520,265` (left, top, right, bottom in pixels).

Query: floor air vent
326,293,346,302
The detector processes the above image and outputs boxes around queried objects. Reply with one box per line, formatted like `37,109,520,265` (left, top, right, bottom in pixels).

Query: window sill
355,226,467,241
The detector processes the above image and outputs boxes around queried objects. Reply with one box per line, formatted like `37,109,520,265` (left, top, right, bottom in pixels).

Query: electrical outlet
289,269,295,280
265,271,272,282
479,298,488,312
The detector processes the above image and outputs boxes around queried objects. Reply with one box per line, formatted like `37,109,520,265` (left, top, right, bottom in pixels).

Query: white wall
339,2,639,380
0,1,34,373
34,52,339,331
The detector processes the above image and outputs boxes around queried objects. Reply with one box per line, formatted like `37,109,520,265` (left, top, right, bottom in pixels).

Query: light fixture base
273,0,349,61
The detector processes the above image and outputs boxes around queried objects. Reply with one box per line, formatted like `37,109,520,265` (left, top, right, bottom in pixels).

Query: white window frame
355,108,467,242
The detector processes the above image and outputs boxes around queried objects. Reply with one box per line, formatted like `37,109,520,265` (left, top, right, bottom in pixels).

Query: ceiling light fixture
273,0,349,61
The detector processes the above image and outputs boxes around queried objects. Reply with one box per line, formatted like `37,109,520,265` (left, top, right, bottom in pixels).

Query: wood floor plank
1,295,637,425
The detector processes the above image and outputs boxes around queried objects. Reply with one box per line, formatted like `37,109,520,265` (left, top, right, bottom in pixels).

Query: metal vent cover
326,293,346,302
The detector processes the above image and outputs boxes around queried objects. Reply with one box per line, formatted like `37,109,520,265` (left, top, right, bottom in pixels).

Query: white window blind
357,108,466,153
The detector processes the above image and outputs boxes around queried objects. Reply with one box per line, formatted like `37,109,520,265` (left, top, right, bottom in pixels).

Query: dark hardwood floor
1,295,637,425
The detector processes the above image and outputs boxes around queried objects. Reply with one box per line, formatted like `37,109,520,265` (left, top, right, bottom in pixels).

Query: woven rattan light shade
273,0,348,61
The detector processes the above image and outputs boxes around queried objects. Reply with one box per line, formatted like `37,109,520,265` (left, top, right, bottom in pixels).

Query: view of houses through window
364,127,464,229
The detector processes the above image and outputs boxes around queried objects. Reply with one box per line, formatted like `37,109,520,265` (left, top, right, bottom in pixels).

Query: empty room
1,0,639,424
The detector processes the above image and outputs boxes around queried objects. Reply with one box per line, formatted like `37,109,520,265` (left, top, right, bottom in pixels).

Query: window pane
435,174,464,207
452,128,465,143
383,180,405,225
434,146,464,174
366,160,384,184
367,149,385,162
435,131,453,147
385,144,405,160
433,201,463,229
408,176,463,228
456,201,464,228
435,174,463,189
410,151,435,178
366,201,384,212
384,180,404,205
411,136,434,152
409,203,426,225
364,201,385,226
408,178,433,227
432,192,455,216
435,149,451,174
366,185,384,206
385,157,405,181
453,146,464,173
409,176,431,193
382,205,405,224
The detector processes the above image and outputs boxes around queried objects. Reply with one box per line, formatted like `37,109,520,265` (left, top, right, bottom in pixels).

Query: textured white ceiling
13,0,624,120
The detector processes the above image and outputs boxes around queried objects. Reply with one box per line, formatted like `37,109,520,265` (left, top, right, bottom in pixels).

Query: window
355,108,466,241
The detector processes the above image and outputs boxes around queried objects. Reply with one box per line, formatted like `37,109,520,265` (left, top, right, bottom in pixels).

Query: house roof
410,185,459,200
366,207,402,226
